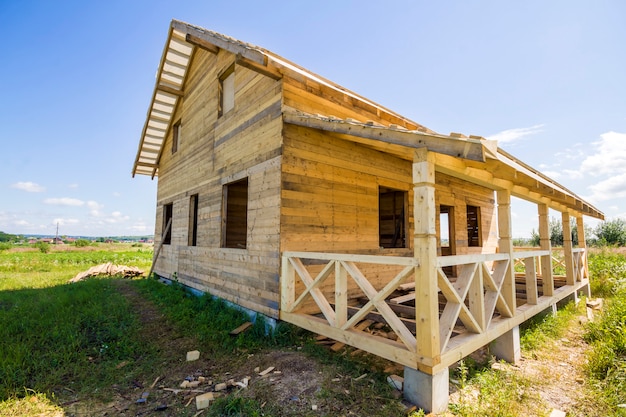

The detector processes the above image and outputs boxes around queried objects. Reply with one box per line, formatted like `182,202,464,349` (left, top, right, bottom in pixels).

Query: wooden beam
236,54,282,80
284,111,487,162
185,33,219,54
157,84,184,97
173,20,266,65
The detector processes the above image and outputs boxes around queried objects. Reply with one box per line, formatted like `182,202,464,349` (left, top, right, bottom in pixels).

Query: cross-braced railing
280,248,588,371
436,253,514,353
281,252,419,354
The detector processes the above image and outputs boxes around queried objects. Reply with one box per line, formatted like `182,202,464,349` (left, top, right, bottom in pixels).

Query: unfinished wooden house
132,20,604,412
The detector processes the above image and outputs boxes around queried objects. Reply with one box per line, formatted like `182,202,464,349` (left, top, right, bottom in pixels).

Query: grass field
0,244,624,416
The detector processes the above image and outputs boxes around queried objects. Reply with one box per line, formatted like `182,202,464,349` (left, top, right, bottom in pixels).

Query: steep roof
132,19,603,220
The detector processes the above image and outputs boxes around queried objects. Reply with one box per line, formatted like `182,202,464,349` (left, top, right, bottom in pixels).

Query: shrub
594,218,626,246
0,242,12,252
73,239,91,247
33,242,50,253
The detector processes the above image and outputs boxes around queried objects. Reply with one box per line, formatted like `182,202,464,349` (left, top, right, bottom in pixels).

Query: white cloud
68,183,79,189
104,211,130,224
11,181,45,193
588,172,626,202
52,218,80,226
561,169,584,180
130,223,149,232
580,131,626,176
486,124,544,144
113,192,121,197
44,197,85,206
87,200,104,217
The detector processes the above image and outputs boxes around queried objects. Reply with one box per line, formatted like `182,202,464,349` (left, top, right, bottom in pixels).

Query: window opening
466,205,482,247
172,120,181,154
379,187,407,248
218,65,235,117
188,194,198,246
222,178,248,249
163,203,173,245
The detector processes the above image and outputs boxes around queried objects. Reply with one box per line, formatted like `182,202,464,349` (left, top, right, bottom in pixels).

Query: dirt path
66,279,387,416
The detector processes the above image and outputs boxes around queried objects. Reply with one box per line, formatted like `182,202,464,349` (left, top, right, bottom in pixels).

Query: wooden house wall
434,172,498,256
280,125,498,312
153,47,284,318
281,124,415,254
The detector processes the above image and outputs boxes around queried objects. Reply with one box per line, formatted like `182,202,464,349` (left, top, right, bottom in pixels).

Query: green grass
0,278,157,400
450,362,543,417
0,248,152,290
520,300,581,351
583,251,626,415
0,247,155,408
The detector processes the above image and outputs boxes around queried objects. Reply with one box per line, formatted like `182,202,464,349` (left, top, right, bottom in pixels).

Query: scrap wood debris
69,262,144,282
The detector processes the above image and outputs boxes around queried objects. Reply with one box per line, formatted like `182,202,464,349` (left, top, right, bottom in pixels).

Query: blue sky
1,1,624,238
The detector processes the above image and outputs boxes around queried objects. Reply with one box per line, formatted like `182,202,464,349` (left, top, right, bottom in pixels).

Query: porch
278,148,596,413
279,247,589,411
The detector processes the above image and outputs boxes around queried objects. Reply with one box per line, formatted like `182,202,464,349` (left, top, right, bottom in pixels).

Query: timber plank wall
152,45,499,319
154,47,283,317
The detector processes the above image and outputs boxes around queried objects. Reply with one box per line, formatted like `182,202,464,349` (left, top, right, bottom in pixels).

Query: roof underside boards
132,27,192,178
132,19,603,220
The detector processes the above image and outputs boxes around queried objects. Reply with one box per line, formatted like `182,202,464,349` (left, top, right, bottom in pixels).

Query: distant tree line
0,231,18,242
526,218,626,247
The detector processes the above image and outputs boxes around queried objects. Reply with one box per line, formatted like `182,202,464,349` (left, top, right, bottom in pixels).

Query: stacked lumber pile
69,262,144,283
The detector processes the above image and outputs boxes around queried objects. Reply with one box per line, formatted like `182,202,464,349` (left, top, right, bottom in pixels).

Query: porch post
576,216,591,296
406,148,446,413
538,204,554,296
493,190,520,364
496,190,516,312
562,212,575,287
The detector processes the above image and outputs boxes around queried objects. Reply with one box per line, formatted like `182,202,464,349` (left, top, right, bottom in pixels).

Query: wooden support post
148,217,172,279
280,256,295,312
562,212,575,287
412,148,440,364
538,204,554,296
576,216,589,280
335,261,347,327
523,257,538,304
497,190,516,313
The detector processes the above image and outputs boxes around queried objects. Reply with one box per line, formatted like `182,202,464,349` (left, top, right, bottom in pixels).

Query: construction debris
258,366,275,376
387,375,403,391
195,392,215,410
69,262,143,282
229,321,253,336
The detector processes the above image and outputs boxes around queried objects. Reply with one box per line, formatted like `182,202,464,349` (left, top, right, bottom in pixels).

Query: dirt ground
60,280,406,417
60,279,593,417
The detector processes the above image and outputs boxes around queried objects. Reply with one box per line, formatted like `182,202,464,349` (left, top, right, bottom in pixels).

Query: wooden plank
389,292,416,305
330,319,374,351
230,322,253,335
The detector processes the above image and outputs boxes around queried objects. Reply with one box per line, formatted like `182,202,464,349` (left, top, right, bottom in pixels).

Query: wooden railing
436,253,513,353
280,248,588,369
513,248,587,282
281,252,419,354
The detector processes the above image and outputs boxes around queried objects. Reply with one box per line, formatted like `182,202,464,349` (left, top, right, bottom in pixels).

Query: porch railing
280,248,588,370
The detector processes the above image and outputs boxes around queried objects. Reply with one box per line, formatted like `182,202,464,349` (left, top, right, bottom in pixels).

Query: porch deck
280,248,588,375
